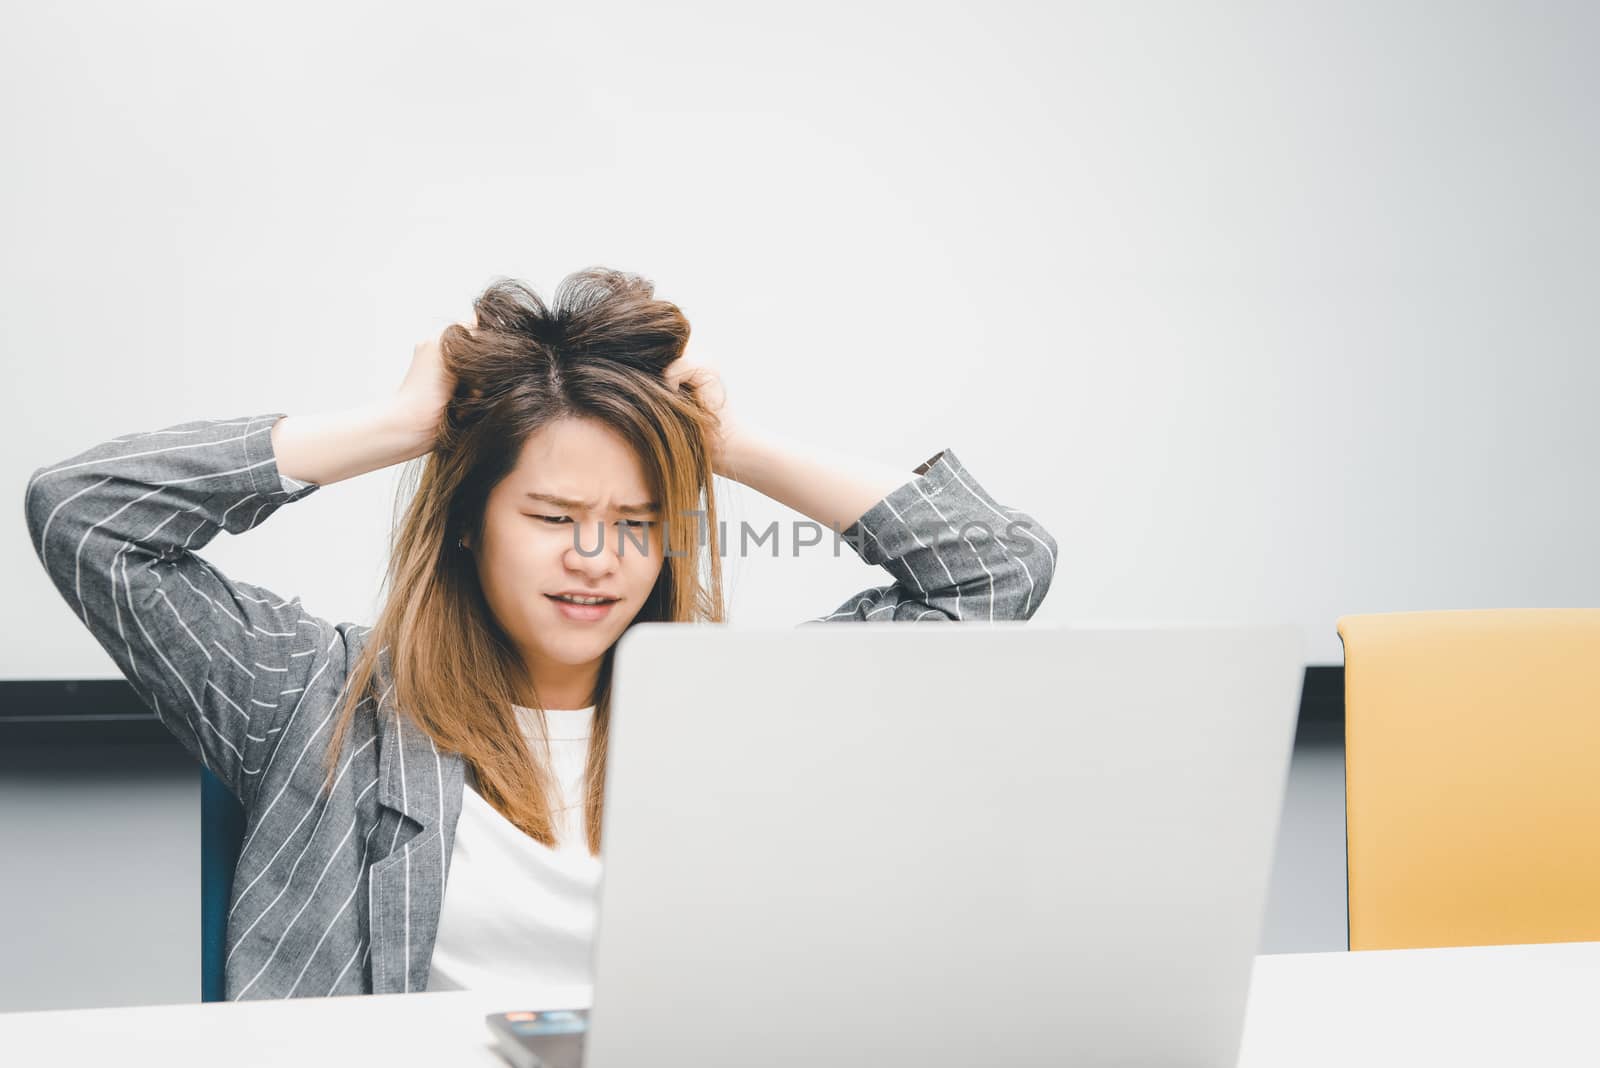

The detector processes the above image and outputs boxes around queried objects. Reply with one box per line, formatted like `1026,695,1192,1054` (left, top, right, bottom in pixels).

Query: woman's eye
532,515,649,530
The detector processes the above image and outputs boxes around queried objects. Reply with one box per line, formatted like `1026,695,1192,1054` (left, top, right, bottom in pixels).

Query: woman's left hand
664,354,745,477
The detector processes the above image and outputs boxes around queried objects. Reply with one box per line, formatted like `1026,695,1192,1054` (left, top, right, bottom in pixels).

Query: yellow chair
1338,609,1600,951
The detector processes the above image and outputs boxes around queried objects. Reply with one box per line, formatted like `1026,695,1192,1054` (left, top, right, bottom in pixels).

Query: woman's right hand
273,314,477,485
392,315,473,448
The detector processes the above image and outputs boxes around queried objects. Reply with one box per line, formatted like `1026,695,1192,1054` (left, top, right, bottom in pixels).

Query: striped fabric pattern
23,413,1057,999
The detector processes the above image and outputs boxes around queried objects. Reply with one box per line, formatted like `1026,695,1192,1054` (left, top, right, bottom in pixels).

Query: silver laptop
580,622,1303,1068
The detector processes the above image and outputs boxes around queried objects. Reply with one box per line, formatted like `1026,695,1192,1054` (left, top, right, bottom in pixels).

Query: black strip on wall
1,667,1348,750
0,678,177,746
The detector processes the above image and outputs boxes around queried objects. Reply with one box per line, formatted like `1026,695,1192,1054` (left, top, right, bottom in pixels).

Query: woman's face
465,416,664,704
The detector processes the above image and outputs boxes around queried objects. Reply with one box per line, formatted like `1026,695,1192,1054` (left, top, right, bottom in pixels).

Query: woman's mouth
546,593,618,622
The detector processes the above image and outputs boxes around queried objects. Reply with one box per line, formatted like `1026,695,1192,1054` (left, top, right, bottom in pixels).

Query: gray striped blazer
22,413,1057,1000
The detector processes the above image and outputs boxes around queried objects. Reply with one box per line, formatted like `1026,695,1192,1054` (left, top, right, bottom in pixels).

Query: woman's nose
566,521,621,573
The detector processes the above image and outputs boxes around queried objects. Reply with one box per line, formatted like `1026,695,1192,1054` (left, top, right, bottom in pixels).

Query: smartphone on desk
485,1008,588,1068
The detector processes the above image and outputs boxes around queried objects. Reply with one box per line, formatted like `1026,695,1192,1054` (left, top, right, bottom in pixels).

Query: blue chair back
200,766,246,1002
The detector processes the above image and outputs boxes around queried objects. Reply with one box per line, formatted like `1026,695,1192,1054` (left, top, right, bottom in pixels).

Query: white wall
0,747,196,1011
6,2,1597,674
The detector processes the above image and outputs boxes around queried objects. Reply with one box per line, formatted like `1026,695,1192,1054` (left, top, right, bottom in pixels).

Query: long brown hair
320,267,725,854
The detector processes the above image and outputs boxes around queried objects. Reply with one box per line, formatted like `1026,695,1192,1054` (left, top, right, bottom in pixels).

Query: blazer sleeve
22,412,346,808
801,448,1058,624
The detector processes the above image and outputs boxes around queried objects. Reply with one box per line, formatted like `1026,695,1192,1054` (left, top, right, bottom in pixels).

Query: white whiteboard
5,1,1596,676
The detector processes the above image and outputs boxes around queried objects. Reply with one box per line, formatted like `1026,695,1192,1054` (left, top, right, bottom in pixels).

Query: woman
23,267,1058,1001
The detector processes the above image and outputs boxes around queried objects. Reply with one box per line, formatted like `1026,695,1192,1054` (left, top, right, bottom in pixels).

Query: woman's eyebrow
524,491,659,515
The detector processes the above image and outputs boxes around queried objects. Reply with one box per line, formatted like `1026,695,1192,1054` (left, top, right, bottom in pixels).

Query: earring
457,537,468,551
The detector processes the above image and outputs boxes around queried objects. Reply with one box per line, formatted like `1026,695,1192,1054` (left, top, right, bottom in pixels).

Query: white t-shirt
425,704,602,992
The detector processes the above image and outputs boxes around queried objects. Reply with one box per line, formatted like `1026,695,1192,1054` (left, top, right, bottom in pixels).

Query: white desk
3,943,1597,1066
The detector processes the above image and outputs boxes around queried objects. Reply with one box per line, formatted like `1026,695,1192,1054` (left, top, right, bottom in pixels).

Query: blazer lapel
367,645,466,994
